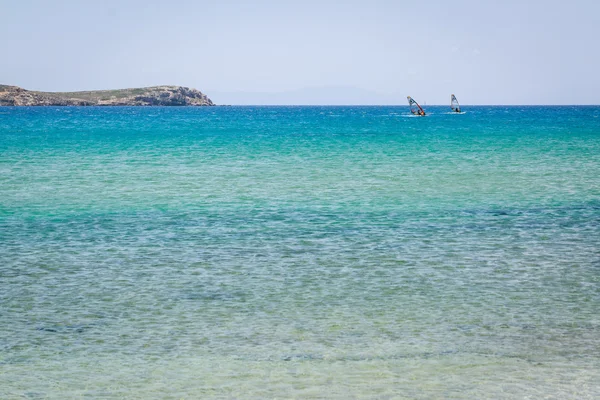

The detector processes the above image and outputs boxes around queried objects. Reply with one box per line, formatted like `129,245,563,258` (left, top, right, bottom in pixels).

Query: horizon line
2,104,599,108
214,104,600,107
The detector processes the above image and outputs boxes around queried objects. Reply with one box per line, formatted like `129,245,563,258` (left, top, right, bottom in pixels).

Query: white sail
407,96,426,116
451,94,461,113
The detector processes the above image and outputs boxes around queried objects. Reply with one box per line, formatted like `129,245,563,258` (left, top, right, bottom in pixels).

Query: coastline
0,84,215,106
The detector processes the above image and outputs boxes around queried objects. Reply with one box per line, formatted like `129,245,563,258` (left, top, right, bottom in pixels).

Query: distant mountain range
0,85,214,106
209,86,403,106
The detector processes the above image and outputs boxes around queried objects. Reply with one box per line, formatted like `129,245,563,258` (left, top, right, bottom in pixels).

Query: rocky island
0,85,215,106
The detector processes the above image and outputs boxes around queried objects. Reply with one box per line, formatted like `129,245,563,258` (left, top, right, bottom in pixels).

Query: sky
1,0,599,105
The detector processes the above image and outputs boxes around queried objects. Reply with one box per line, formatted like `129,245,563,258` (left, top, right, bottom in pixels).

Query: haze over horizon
2,0,599,105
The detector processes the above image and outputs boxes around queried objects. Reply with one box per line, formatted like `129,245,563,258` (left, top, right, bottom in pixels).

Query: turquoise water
1,106,599,398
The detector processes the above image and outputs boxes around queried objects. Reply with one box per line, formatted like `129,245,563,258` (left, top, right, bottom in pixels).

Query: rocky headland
0,85,215,106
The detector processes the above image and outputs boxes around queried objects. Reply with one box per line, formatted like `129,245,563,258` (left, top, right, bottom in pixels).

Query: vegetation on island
0,85,215,106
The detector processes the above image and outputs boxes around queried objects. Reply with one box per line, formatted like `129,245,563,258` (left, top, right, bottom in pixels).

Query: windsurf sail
407,96,426,116
451,94,461,113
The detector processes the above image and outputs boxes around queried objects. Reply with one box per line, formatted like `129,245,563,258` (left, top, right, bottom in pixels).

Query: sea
1,106,599,399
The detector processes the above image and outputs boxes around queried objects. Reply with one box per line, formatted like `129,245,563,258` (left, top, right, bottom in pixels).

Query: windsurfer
407,96,426,116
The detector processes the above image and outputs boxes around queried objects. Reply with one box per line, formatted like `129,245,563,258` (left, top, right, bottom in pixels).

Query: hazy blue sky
2,0,599,104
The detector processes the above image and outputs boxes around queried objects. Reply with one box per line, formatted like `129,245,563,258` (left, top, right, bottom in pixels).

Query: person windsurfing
451,94,461,113
407,96,426,116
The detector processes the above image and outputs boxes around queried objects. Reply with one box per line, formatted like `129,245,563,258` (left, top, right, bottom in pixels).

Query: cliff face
0,85,215,106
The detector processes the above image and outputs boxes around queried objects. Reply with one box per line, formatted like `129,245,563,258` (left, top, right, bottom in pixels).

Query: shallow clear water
1,106,599,398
